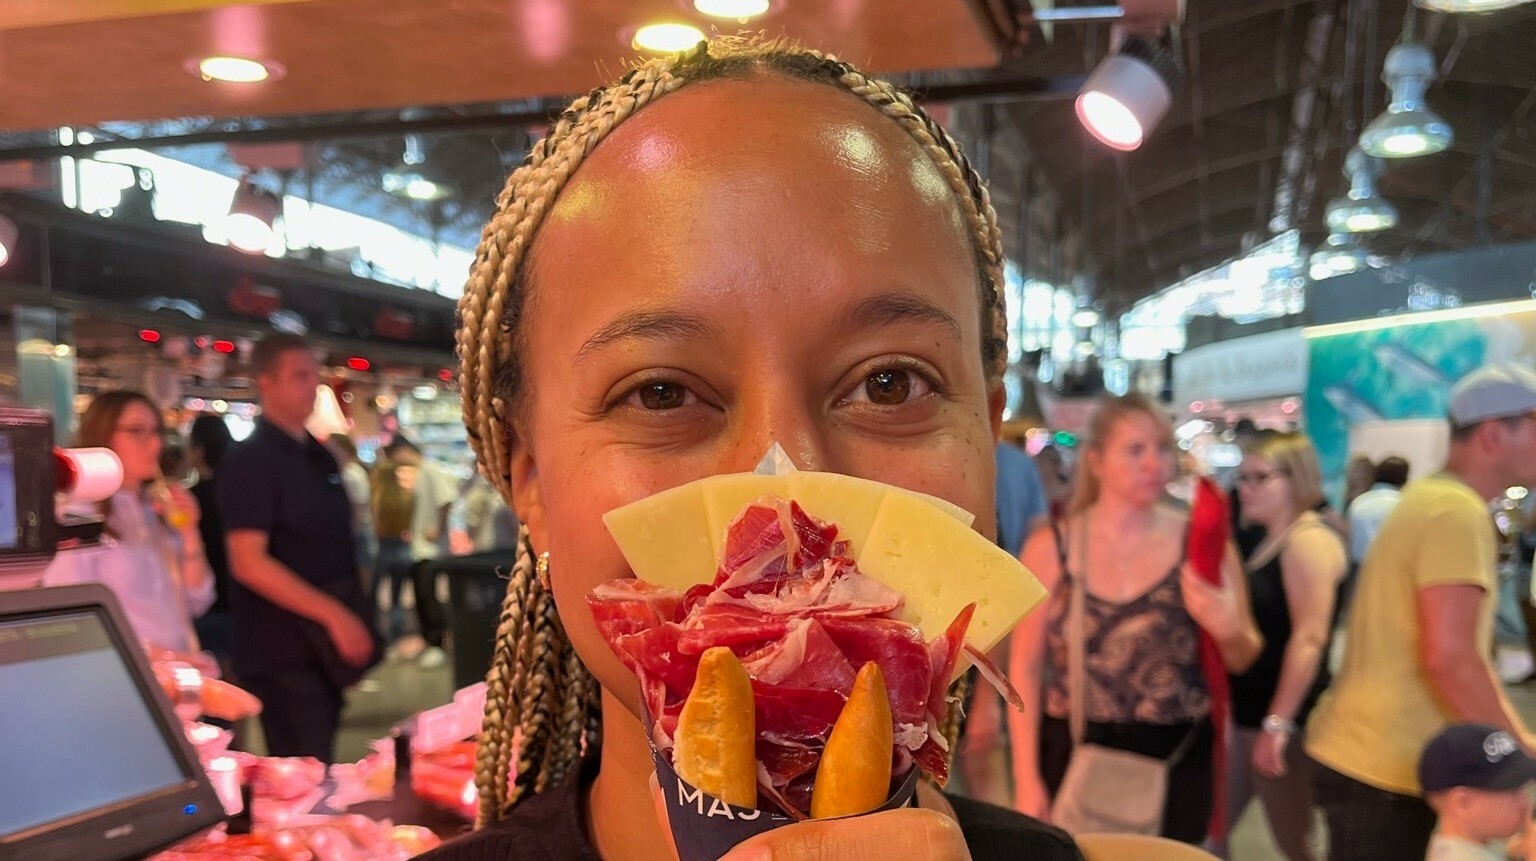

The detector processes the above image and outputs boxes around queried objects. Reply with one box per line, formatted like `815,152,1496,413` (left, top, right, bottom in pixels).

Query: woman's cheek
548,518,646,714
538,447,662,717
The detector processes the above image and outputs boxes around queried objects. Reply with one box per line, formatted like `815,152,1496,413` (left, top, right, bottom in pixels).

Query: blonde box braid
461,36,1009,826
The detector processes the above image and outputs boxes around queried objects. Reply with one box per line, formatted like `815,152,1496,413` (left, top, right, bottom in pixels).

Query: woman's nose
716,384,829,475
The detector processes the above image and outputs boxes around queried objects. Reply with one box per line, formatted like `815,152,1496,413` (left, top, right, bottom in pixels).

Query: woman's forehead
536,75,969,263
523,75,981,345
1108,411,1168,442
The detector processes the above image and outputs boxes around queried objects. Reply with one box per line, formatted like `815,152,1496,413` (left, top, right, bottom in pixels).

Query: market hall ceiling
0,0,1533,307
0,0,998,126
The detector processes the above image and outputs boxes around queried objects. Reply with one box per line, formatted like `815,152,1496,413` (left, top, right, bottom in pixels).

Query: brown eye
864,369,914,405
631,381,692,411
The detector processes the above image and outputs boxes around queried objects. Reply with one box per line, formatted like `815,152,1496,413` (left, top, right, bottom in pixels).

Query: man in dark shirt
220,334,379,763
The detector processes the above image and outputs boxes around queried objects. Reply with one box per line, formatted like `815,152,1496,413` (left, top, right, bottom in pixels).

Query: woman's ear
508,433,549,554
988,380,1006,442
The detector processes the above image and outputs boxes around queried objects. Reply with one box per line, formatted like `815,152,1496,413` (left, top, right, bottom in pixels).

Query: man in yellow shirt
1307,363,1536,861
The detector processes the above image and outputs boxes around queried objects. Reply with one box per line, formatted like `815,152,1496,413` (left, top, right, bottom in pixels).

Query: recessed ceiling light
194,56,281,84
632,23,707,53
693,0,771,19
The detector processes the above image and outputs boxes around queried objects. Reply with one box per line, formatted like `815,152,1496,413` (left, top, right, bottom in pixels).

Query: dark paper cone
651,747,920,861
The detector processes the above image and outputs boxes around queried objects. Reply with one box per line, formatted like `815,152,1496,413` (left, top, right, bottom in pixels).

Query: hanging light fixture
1325,148,1399,234
1308,234,1370,280
1359,40,1453,158
1075,34,1182,152
223,176,280,254
383,134,452,202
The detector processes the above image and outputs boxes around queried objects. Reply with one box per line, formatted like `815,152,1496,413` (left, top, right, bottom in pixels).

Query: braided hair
460,35,1005,826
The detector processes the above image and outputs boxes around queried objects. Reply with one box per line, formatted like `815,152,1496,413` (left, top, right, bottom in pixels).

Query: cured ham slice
589,497,988,816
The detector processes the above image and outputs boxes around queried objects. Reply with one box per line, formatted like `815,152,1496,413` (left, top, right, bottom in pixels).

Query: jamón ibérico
589,497,1007,817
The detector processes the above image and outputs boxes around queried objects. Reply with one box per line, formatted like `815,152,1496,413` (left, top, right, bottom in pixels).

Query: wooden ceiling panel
0,0,997,131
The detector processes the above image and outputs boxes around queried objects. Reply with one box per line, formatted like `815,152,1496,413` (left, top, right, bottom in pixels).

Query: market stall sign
1173,327,1308,406
228,277,283,318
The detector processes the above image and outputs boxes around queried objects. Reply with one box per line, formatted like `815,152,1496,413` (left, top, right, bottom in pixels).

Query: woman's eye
849,368,932,406
626,381,695,411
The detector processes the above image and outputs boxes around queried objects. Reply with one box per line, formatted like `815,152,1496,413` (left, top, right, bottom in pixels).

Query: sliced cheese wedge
601,481,713,592
788,472,975,558
701,473,790,561
858,490,1047,660
603,471,1042,661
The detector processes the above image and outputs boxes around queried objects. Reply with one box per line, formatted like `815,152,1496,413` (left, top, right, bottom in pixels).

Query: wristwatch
1262,715,1298,736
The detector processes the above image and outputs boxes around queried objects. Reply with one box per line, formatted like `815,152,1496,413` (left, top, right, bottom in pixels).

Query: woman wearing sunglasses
1217,431,1347,861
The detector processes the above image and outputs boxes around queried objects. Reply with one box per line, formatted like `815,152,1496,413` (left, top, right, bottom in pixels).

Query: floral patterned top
1044,553,1211,725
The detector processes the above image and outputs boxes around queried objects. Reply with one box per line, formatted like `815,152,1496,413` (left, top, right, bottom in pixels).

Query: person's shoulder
948,795,1084,861
995,441,1029,467
221,434,270,468
415,815,590,861
416,783,593,861
1400,475,1485,523
414,828,540,861
414,828,532,861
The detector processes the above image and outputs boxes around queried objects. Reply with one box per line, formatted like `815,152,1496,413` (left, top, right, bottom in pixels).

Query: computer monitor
0,583,224,861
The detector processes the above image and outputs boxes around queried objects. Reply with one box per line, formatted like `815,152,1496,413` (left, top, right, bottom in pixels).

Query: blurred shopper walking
1345,456,1409,566
1010,393,1263,843
327,434,375,592
221,335,379,763
188,414,236,662
1306,363,1536,861
1217,432,1347,861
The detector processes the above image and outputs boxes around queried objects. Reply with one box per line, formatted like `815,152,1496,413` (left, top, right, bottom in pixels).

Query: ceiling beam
0,72,1088,164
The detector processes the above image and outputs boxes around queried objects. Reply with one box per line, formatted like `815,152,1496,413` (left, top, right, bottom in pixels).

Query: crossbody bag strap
1066,517,1089,747
1165,718,1204,767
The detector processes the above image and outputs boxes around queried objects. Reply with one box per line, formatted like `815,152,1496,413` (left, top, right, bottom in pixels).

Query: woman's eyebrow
575,309,720,363
836,292,961,340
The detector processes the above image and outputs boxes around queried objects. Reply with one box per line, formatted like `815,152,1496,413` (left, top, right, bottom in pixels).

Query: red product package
1187,475,1231,838
411,740,479,820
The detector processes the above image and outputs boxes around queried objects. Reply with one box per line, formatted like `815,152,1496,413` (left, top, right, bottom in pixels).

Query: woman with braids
419,36,1083,861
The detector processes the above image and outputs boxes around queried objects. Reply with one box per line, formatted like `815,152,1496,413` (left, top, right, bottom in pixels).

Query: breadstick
673,646,758,808
811,661,893,819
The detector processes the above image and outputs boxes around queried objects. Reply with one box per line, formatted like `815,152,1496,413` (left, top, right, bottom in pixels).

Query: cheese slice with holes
603,471,1043,656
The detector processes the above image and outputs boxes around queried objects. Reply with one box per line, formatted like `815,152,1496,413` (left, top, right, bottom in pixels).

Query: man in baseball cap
1447,363,1536,429
1420,723,1536,861
1309,363,1536,861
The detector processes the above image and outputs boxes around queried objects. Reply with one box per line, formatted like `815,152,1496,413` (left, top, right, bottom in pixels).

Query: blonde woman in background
1009,393,1263,843
1217,432,1347,860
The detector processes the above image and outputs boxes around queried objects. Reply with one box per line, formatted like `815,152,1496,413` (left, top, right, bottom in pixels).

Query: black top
418,754,1084,861
190,477,231,614
1228,540,1335,730
217,419,373,678
1229,487,1266,562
